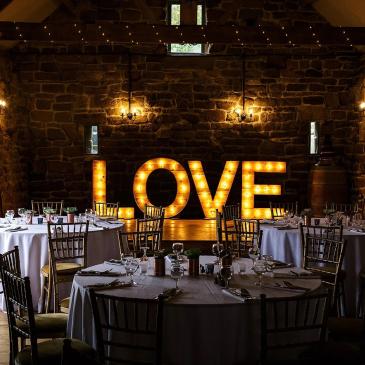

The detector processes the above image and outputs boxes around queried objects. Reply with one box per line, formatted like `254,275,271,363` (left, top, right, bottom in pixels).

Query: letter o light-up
133,158,190,218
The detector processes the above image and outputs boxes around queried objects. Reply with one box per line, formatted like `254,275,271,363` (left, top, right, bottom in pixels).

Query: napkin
104,259,124,265
5,227,28,232
76,270,124,277
156,288,182,301
269,260,293,269
222,288,254,302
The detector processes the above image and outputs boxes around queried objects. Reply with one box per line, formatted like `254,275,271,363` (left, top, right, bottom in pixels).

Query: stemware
170,263,184,290
125,258,139,286
140,244,149,262
253,260,267,287
220,265,232,288
248,245,260,267
85,209,94,222
212,242,224,265
172,242,184,262
5,210,14,224
18,208,26,224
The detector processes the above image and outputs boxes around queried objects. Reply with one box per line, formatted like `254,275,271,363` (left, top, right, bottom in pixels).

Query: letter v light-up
189,161,239,218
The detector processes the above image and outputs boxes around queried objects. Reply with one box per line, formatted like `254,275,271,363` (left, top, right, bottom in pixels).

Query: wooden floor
0,312,9,365
125,218,217,251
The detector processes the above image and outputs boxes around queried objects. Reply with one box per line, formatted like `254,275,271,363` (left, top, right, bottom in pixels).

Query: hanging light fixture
120,51,142,121
234,55,254,122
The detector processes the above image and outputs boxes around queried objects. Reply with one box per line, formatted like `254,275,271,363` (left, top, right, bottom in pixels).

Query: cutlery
5,226,21,232
85,280,131,290
283,280,310,292
156,288,182,301
9,228,28,232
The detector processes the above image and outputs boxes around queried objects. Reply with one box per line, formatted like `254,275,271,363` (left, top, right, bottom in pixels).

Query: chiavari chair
233,218,262,257
269,201,298,219
41,222,89,313
0,245,21,295
325,201,356,216
221,203,241,249
260,292,330,364
89,290,164,365
303,235,347,316
31,200,64,216
144,205,164,219
94,201,119,219
1,269,96,365
215,210,224,246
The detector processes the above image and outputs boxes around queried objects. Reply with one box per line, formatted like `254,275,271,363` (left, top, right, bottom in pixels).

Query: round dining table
0,217,123,311
260,222,365,315
67,256,321,365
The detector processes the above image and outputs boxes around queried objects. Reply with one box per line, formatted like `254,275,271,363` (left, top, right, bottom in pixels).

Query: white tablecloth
0,218,123,311
261,224,365,314
67,256,321,365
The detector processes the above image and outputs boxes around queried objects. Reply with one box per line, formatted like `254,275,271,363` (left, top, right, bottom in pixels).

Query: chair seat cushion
41,263,81,277
60,297,70,314
16,313,67,338
327,317,364,339
15,338,97,365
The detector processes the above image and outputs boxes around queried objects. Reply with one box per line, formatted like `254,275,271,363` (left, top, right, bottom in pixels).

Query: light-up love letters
92,159,286,219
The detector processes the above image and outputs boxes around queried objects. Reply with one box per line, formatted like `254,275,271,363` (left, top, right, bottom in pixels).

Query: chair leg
46,276,53,314
357,277,365,318
338,280,347,317
41,276,48,313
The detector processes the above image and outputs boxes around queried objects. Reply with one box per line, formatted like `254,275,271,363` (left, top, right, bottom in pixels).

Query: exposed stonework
3,0,363,216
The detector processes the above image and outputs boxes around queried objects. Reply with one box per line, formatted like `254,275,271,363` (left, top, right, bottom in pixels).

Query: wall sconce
0,99,7,114
120,51,143,121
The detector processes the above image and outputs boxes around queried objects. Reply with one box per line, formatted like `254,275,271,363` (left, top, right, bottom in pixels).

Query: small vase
25,212,33,225
46,213,52,223
67,213,75,224
188,258,199,276
154,258,165,276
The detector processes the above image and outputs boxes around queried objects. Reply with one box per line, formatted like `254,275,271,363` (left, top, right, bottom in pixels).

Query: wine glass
125,258,139,286
5,210,14,224
172,242,184,262
170,263,184,290
253,260,267,287
85,209,93,222
220,265,232,288
262,255,274,273
18,208,26,224
248,245,260,267
212,243,224,265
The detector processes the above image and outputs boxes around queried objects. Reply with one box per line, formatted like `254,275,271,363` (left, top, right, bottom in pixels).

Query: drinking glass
248,245,260,267
140,245,149,262
172,242,184,262
125,258,139,286
253,260,267,287
5,210,14,224
262,255,274,272
212,243,224,265
220,265,232,288
170,263,184,290
85,209,94,222
18,208,26,223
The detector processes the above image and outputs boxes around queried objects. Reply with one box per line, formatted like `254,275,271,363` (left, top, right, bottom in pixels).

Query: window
84,125,99,154
309,121,319,155
168,1,207,55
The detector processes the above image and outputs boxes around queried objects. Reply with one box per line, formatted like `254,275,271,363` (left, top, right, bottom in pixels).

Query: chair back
31,200,64,216
0,268,38,365
303,235,346,306
300,223,343,249
215,210,223,245
0,246,21,276
325,201,355,215
89,291,164,365
144,205,164,220
234,218,262,257
94,201,119,218
117,230,133,258
270,201,298,219
118,230,161,256
47,222,89,311
260,292,329,364
221,203,241,249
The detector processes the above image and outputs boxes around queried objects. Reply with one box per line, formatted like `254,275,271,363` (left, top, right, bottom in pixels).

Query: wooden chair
221,203,241,249
31,200,64,216
144,205,164,219
325,202,355,215
89,290,164,365
1,269,96,365
94,201,119,218
42,222,89,313
303,235,347,316
0,246,21,295
269,201,298,219
260,292,329,364
233,218,262,257
117,230,161,257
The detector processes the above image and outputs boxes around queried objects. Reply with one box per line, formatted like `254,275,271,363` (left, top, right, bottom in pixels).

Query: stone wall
10,0,363,217
0,55,29,212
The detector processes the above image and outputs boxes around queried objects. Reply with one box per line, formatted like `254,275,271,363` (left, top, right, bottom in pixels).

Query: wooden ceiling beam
0,22,364,45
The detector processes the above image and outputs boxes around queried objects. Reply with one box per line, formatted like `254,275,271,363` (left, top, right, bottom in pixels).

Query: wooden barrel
309,164,348,217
